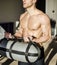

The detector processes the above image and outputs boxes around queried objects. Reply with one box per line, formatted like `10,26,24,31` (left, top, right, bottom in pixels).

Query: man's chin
23,5,28,8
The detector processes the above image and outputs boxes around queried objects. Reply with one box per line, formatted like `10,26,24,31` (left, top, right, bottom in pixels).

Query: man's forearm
33,35,50,43
14,32,22,38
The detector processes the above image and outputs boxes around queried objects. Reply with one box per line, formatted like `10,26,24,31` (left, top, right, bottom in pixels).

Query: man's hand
23,36,33,42
23,37,29,42
4,32,13,39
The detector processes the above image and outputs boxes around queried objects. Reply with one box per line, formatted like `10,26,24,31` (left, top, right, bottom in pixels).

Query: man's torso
20,11,43,42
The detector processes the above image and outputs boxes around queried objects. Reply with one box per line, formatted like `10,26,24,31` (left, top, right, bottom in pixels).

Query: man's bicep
16,24,23,34
14,25,23,37
41,19,51,39
16,16,23,33
41,15,51,37
15,19,23,36
41,24,49,36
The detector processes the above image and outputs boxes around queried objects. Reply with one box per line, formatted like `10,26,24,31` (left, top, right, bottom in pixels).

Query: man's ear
33,0,37,3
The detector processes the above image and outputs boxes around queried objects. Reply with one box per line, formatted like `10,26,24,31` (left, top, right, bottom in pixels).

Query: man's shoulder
31,10,50,24
36,10,50,23
31,12,50,22
37,10,49,18
31,10,49,19
20,12,27,20
39,14,50,24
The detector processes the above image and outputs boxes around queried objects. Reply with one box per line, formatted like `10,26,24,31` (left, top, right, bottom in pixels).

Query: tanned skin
5,0,51,46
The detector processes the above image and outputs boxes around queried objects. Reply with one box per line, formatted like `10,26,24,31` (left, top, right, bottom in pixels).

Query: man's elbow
14,33,22,38
46,35,51,41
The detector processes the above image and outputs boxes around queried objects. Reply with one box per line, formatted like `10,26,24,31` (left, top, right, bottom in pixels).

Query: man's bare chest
21,14,41,30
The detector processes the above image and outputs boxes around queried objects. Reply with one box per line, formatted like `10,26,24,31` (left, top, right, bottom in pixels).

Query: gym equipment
0,38,41,63
0,26,5,40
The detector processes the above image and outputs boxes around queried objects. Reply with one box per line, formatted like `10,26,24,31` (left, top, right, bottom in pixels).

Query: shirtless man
14,0,51,44
5,0,51,65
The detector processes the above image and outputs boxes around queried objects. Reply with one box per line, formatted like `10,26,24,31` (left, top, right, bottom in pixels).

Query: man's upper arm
32,14,51,43
18,13,25,30
41,15,51,39
15,14,24,34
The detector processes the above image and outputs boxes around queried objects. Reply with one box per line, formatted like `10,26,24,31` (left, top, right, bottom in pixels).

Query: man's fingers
4,32,12,39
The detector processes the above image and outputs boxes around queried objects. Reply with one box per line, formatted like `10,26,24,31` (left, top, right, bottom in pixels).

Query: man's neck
26,5,37,16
